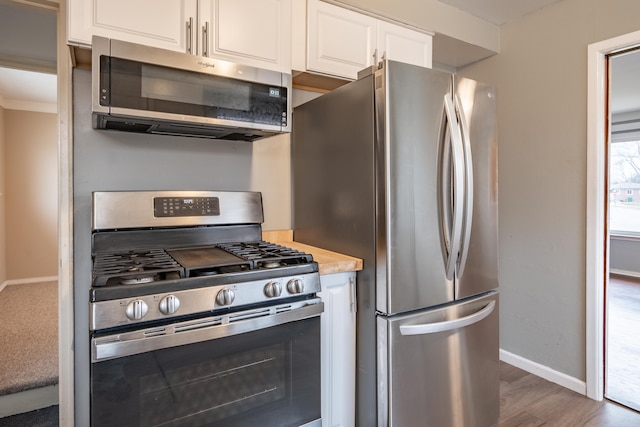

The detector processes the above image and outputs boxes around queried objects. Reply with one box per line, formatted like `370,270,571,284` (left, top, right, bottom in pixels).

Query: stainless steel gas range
89,190,323,427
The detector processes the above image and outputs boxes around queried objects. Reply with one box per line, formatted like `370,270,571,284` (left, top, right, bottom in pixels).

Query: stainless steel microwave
91,36,291,141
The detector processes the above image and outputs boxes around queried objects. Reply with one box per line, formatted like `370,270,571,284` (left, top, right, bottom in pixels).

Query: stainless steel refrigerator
292,60,499,427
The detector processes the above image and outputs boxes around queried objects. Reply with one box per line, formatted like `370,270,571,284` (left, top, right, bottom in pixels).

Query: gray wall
72,69,253,425
459,0,640,381
610,237,640,275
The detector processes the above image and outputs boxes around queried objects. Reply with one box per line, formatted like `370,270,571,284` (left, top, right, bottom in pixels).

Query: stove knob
287,278,304,295
264,281,282,298
125,299,148,320
159,295,181,315
216,288,235,306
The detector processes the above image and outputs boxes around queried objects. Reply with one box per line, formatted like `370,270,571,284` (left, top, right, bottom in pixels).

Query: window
609,140,640,234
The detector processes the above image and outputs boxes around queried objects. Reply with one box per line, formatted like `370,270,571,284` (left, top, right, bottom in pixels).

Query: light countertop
263,230,363,275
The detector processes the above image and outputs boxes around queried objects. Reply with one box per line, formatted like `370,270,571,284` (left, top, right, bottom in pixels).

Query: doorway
0,0,59,418
604,49,640,412
586,29,640,403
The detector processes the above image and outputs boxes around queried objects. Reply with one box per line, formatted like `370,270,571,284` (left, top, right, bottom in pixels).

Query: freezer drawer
377,292,499,427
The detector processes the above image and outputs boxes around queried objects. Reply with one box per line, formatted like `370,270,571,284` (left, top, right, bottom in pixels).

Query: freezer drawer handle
399,300,495,336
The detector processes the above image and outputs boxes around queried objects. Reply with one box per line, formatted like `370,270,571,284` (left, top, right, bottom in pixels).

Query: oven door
90,299,322,427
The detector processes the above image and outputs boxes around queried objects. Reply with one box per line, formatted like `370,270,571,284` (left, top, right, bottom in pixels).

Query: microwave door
91,36,291,140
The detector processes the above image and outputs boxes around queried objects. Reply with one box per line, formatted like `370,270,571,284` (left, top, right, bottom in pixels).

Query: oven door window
91,317,320,427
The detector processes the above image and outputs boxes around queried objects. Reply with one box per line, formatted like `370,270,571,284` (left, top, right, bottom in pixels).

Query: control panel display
154,197,220,217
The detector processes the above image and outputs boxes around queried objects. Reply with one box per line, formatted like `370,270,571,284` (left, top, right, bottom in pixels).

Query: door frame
586,29,640,401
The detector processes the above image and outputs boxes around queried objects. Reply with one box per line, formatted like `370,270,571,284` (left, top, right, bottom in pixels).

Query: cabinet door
377,20,432,69
68,0,197,52
319,272,356,427
307,0,376,80
200,0,291,72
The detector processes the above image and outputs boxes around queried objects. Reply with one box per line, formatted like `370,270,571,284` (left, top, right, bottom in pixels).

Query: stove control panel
154,197,220,217
90,272,322,331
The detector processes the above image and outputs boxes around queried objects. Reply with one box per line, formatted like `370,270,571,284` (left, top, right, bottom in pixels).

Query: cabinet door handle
372,48,378,65
349,276,357,313
186,17,194,54
202,21,209,57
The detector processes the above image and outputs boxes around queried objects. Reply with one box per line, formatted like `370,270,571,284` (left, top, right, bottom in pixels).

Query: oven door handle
92,299,324,362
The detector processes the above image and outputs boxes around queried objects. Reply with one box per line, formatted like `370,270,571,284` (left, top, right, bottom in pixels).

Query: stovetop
92,241,314,288
90,240,321,331
89,191,321,332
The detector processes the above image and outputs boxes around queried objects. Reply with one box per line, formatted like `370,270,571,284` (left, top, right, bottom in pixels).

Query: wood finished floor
499,362,640,426
606,275,640,411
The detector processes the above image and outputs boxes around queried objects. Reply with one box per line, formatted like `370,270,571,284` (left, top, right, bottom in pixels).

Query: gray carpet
0,282,58,396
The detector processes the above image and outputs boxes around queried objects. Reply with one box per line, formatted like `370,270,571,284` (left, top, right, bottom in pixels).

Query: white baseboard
0,384,58,418
610,269,640,279
0,276,58,293
500,349,587,396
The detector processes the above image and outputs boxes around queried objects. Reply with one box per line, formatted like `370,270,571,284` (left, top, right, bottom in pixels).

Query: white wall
4,109,58,280
459,0,640,381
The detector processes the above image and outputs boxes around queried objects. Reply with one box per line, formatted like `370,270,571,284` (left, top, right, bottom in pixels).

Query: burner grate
217,241,314,269
92,243,315,288
92,249,184,287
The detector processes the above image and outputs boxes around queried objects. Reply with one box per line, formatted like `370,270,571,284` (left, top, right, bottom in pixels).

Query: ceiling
0,0,56,113
438,0,565,25
0,0,638,115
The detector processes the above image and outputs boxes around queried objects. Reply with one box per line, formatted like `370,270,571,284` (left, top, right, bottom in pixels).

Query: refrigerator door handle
441,95,465,280
454,94,474,280
399,300,495,336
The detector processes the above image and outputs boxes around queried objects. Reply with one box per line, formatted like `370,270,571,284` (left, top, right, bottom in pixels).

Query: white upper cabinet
67,0,291,72
306,0,376,80
301,0,433,80
67,0,196,52
201,0,291,72
377,20,432,69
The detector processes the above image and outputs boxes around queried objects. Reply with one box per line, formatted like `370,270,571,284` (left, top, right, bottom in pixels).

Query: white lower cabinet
319,272,356,427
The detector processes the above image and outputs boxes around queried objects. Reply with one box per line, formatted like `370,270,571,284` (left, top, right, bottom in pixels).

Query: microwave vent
94,114,274,142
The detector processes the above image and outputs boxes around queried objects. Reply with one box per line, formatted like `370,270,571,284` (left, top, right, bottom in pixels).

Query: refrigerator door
453,77,499,299
377,291,499,427
376,61,455,315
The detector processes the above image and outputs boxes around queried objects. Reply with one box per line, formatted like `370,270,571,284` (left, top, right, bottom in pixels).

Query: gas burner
92,249,184,287
259,261,282,269
120,275,157,285
217,241,314,268
192,270,219,277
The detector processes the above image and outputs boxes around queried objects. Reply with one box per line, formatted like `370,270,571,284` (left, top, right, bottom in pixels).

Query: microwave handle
202,21,209,57
186,17,194,54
